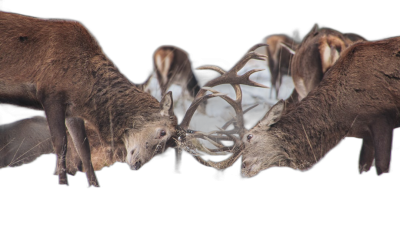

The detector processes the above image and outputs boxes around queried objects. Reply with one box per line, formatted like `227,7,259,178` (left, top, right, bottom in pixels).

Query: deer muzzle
130,160,142,170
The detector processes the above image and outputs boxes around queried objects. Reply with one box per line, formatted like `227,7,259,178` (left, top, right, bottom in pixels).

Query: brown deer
137,45,204,117
238,37,400,177
0,117,126,174
291,24,367,100
0,11,177,186
264,34,299,99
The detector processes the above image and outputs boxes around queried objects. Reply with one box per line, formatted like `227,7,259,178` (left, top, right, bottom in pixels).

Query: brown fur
137,45,205,117
0,12,177,186
241,37,400,177
291,24,367,100
264,34,299,98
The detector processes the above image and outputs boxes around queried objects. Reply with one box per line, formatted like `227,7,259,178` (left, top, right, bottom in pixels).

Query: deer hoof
89,180,100,187
358,164,371,174
376,167,389,176
59,175,68,186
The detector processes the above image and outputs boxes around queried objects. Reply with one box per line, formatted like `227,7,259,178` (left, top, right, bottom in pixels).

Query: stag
0,11,177,186
0,44,265,176
291,24,367,100
264,34,299,99
240,37,400,177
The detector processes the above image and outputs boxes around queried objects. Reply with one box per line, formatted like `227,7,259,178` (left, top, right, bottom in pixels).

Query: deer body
291,25,367,101
0,12,177,186
241,37,400,177
137,45,204,117
0,117,125,174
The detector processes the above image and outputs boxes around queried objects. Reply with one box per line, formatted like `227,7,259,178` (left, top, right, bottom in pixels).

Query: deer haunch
291,24,367,101
0,11,177,186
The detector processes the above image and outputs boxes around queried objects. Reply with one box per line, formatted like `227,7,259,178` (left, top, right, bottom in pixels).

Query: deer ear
312,23,319,33
160,91,174,116
262,100,285,127
319,36,346,73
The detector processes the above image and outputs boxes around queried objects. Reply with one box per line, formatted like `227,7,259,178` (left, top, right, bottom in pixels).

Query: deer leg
42,99,68,185
370,117,394,175
358,135,374,174
66,117,99,187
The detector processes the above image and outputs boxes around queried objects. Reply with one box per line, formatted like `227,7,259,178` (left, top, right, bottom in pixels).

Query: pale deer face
241,100,289,177
123,92,177,170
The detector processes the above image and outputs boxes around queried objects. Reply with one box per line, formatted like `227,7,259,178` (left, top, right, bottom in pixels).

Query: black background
0,0,400,210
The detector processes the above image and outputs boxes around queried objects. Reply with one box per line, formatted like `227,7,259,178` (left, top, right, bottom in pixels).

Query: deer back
291,24,361,100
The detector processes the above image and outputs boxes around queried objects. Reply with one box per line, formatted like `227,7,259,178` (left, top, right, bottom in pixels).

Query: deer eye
160,130,166,137
247,134,253,142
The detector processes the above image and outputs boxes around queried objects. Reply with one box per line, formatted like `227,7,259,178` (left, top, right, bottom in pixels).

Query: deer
0,44,266,181
136,45,205,118
0,116,126,174
0,11,177,186
291,24,367,101
178,37,400,177
264,34,300,99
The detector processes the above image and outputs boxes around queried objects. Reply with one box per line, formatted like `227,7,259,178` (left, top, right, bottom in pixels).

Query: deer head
240,100,289,177
123,92,177,170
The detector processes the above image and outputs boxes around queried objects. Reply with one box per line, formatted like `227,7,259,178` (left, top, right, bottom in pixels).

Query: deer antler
177,43,268,170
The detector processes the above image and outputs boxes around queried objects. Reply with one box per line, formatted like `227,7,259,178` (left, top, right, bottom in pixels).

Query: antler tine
197,65,226,75
192,145,244,170
242,69,269,88
248,43,268,52
221,104,259,130
228,43,268,75
207,149,243,169
190,131,236,142
180,91,227,130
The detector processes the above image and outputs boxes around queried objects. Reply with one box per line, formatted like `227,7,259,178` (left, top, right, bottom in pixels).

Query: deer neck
80,55,160,145
274,89,356,170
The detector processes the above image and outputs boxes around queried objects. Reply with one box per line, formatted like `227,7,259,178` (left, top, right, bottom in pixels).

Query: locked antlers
177,43,268,170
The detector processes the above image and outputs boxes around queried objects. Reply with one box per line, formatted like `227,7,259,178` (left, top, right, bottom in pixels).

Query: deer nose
131,161,142,170
242,162,246,169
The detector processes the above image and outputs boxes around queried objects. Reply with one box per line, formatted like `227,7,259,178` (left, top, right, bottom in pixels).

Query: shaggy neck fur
80,55,161,144
271,73,359,170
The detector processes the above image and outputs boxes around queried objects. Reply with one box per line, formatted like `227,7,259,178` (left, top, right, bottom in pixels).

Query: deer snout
131,160,142,170
241,158,259,178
